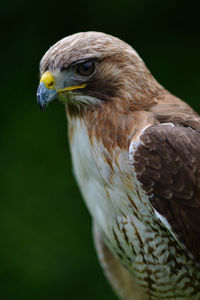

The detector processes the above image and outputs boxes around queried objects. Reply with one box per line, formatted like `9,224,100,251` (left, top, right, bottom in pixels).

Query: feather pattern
38,31,200,299
68,109,200,299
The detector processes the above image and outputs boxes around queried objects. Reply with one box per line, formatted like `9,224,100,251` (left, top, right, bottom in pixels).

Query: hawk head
37,31,163,113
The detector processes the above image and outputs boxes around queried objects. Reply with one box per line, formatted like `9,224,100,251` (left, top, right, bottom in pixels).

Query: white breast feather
70,119,157,241
69,118,200,298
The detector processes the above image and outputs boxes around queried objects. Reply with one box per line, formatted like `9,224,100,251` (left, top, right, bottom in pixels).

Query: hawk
37,32,200,299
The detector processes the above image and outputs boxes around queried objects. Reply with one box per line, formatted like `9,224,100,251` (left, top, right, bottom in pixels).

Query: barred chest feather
68,116,200,299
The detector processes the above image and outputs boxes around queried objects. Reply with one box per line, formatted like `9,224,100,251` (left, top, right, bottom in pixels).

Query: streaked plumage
37,32,200,299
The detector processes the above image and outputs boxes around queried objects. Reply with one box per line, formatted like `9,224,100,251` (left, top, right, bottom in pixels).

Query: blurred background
1,0,200,299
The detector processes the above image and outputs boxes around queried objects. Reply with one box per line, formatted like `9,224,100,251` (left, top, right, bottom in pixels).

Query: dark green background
1,0,200,299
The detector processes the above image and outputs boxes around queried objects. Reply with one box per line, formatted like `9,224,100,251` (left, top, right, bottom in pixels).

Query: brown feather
133,123,200,261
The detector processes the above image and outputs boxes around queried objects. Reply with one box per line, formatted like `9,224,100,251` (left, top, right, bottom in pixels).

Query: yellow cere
40,71,55,89
40,71,86,92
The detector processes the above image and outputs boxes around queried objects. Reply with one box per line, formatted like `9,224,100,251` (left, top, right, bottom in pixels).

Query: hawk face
37,31,162,113
37,57,101,111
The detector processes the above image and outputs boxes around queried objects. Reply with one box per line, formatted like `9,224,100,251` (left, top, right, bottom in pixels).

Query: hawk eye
77,61,95,76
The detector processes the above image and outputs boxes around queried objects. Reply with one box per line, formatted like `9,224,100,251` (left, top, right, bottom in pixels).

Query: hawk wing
131,123,200,262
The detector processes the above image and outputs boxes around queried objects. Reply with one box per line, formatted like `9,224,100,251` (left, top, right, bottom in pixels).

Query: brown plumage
37,32,200,299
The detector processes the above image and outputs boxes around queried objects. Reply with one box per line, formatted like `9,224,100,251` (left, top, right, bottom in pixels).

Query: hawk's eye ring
77,61,95,76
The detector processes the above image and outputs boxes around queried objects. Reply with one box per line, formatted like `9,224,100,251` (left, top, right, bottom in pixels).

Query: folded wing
132,123,200,262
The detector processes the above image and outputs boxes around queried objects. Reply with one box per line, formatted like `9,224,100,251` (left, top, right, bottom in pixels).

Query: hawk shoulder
130,123,200,262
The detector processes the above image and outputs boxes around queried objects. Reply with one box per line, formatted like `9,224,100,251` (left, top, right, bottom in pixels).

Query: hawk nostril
48,81,54,87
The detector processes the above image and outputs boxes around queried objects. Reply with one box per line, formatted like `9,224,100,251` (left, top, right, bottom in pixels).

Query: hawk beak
37,82,57,112
37,71,87,111
37,72,57,112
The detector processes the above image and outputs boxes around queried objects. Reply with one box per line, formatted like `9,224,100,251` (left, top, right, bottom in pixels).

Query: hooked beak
37,71,87,112
37,82,57,112
37,72,57,112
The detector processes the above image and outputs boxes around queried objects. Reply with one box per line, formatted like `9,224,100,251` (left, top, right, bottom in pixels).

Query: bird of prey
37,32,200,299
